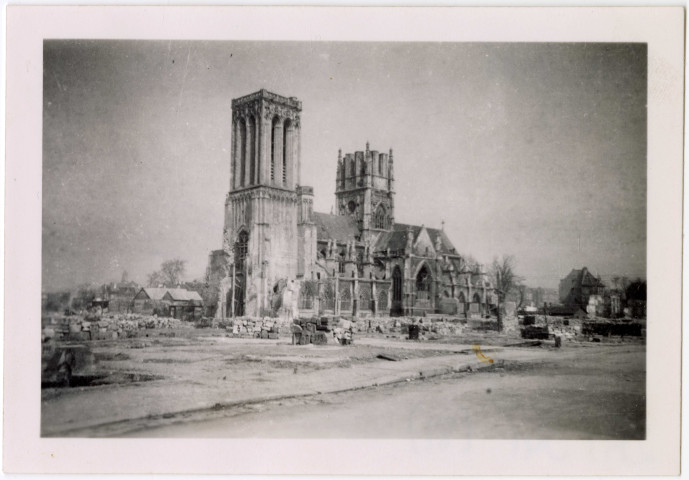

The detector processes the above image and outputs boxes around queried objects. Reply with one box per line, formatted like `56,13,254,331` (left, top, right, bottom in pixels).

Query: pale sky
42,41,647,291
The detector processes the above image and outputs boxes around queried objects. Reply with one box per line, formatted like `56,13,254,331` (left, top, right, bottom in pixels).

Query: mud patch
42,372,163,389
96,352,131,362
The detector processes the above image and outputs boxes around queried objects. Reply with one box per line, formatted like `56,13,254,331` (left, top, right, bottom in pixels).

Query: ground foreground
41,329,645,439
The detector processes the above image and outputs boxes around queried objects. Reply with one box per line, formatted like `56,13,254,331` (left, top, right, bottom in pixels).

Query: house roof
164,288,203,302
313,212,360,242
565,267,606,288
138,287,168,301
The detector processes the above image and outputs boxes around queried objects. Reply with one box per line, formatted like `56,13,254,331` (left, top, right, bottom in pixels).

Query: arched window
270,116,279,181
379,156,384,175
347,201,357,215
374,204,388,229
248,115,256,185
283,119,291,186
416,266,430,293
239,119,247,187
392,266,403,302
235,231,249,270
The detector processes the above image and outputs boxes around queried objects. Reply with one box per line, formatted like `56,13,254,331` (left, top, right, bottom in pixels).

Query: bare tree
147,271,165,287
490,255,523,331
160,259,186,286
147,259,187,287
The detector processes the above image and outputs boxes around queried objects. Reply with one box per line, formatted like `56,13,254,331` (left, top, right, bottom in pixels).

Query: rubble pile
42,313,193,341
501,315,520,334
547,324,581,340
226,317,283,339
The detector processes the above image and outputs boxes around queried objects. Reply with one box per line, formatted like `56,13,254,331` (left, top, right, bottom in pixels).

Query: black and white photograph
4,6,683,476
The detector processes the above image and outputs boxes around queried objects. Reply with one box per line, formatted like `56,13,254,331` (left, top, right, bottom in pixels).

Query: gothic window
392,266,402,302
270,116,279,181
235,231,249,270
350,159,356,178
374,204,388,229
348,201,356,215
248,115,256,185
240,119,247,187
283,119,291,186
379,156,384,175
417,267,430,291
416,266,431,300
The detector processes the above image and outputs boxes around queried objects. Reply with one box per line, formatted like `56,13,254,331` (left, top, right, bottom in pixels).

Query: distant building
559,267,606,308
102,280,140,313
162,288,204,320
132,287,169,315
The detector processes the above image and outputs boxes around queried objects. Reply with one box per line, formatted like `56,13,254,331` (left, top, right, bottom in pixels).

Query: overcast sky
42,41,646,291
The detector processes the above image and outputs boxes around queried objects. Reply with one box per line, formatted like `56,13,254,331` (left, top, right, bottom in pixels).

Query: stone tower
335,142,395,243
220,89,315,317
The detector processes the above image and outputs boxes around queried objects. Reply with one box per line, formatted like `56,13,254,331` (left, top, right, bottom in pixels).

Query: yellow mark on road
472,344,494,364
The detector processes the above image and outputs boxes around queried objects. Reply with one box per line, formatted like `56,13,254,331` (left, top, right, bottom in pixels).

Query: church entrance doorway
391,266,403,316
232,230,249,317
233,274,245,317
473,292,482,316
415,265,432,311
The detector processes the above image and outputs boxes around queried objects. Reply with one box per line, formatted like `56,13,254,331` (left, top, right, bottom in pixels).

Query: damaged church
207,89,497,318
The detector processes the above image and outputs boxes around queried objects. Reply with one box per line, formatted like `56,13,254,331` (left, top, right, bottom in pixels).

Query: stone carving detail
262,103,301,123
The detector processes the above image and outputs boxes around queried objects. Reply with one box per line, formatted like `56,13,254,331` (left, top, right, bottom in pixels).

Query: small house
131,287,169,315
162,288,204,320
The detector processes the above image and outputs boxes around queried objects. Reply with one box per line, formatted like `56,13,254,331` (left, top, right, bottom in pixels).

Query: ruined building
207,90,497,318
558,267,606,308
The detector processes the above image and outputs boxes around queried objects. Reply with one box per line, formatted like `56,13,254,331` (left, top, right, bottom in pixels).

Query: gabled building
162,288,204,320
558,267,606,308
131,287,169,315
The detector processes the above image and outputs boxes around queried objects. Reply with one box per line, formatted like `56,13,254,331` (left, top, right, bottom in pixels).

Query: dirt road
123,344,644,439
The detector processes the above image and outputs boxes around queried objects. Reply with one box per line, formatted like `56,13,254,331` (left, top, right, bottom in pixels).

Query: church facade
208,89,497,319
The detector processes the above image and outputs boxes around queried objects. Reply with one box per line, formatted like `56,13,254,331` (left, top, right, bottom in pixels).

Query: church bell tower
220,89,311,317
335,142,395,243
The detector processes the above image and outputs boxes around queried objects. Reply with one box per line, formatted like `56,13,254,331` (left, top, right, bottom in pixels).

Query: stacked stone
229,317,282,338
44,313,193,342
548,324,581,341
429,321,465,336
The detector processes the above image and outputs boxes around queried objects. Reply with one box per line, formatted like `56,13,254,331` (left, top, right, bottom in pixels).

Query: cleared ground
41,328,645,439
124,344,645,439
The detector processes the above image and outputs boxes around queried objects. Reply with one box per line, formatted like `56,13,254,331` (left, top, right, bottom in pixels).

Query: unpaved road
124,345,645,439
